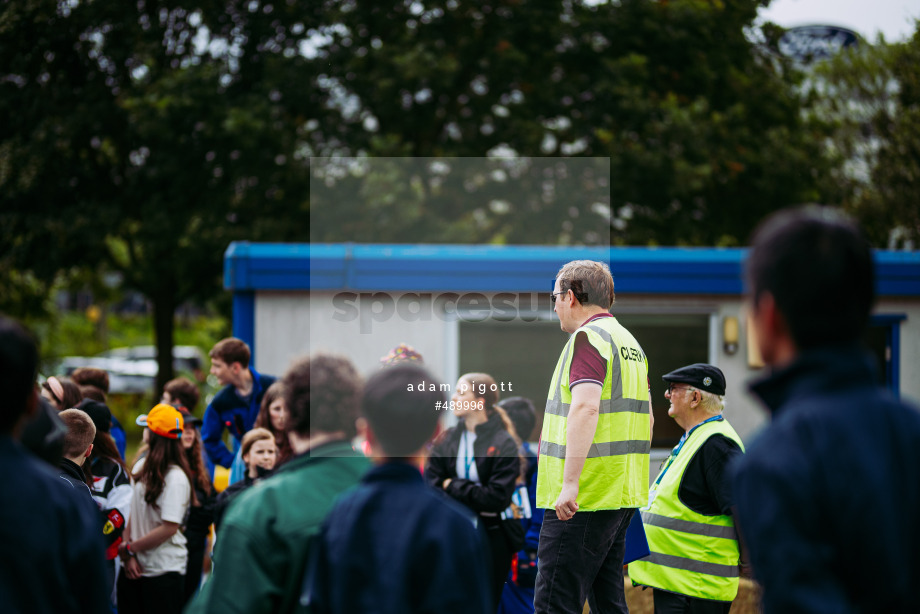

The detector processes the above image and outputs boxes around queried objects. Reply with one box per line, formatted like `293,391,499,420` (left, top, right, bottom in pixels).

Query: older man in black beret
629,364,745,614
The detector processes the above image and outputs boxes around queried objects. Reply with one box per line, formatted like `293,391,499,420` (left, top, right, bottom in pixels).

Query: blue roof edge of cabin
223,242,920,297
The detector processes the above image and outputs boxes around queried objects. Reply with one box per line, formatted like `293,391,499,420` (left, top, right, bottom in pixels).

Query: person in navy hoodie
307,363,492,614
732,206,920,613
200,338,275,472
0,315,109,614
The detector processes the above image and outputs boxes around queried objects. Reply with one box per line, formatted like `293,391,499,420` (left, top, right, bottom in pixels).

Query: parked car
56,345,206,394
99,345,205,376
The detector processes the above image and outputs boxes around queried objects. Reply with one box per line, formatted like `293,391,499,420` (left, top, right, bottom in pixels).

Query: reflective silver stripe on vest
545,397,648,418
639,552,739,579
641,511,737,541
553,342,573,395
540,439,650,459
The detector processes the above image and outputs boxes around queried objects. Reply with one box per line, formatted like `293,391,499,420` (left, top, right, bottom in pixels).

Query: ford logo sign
778,25,859,63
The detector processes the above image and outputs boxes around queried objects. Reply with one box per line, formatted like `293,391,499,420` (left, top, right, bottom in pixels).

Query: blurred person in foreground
731,206,920,613
306,363,491,614
629,365,745,613
0,315,108,614
187,353,370,614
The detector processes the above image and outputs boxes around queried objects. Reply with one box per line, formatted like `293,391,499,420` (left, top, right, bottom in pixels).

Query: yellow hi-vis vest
628,418,745,602
536,316,650,511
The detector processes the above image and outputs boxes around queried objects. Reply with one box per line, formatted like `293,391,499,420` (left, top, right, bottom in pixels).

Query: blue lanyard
461,431,475,479
654,415,723,487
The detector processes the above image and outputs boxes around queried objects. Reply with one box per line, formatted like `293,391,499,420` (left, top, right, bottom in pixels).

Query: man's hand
554,482,579,521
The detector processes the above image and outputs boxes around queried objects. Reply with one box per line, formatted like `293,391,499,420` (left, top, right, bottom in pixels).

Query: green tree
1,2,311,390
811,24,920,248
309,0,837,246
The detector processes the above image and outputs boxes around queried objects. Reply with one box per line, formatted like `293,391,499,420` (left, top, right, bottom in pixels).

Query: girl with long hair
253,381,293,468
425,372,523,610
176,408,215,605
117,404,194,614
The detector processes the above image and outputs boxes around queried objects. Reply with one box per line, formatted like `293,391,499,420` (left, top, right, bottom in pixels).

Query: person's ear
85,443,94,458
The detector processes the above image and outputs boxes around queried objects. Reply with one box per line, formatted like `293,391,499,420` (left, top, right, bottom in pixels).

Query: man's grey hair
698,390,724,415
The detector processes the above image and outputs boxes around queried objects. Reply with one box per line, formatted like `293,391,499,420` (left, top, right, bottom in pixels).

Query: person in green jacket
186,354,370,614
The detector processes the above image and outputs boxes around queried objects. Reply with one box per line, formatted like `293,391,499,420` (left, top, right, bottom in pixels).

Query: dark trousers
117,571,184,614
484,519,514,611
534,508,635,614
183,539,207,604
654,589,732,614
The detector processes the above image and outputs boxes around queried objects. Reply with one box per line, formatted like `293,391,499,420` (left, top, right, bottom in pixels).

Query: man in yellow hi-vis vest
628,364,745,614
535,260,653,614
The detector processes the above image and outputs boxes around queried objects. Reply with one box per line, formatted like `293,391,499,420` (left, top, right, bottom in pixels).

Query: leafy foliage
1,1,311,388
811,26,920,248
309,0,836,246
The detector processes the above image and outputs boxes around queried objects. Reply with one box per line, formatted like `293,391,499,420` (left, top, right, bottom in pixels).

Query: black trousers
183,538,207,604
653,588,733,614
484,519,514,611
535,508,635,614
117,571,184,614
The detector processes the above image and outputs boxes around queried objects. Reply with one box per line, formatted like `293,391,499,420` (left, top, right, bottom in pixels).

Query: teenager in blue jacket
199,338,275,472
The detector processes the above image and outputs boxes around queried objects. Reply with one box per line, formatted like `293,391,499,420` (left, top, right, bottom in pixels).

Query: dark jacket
1,436,109,614
425,413,520,516
213,474,255,532
201,369,276,468
58,457,93,499
185,477,217,540
731,346,920,614
309,462,491,614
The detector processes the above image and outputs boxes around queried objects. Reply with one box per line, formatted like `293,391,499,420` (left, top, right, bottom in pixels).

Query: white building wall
878,298,920,406
256,290,453,381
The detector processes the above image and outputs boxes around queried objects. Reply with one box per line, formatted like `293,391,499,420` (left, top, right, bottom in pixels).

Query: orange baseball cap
136,403,184,439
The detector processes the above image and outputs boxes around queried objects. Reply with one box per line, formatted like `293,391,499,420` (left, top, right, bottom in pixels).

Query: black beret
76,398,112,434
662,363,726,396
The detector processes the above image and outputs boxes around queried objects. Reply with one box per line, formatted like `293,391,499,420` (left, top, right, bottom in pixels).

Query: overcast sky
758,0,919,42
